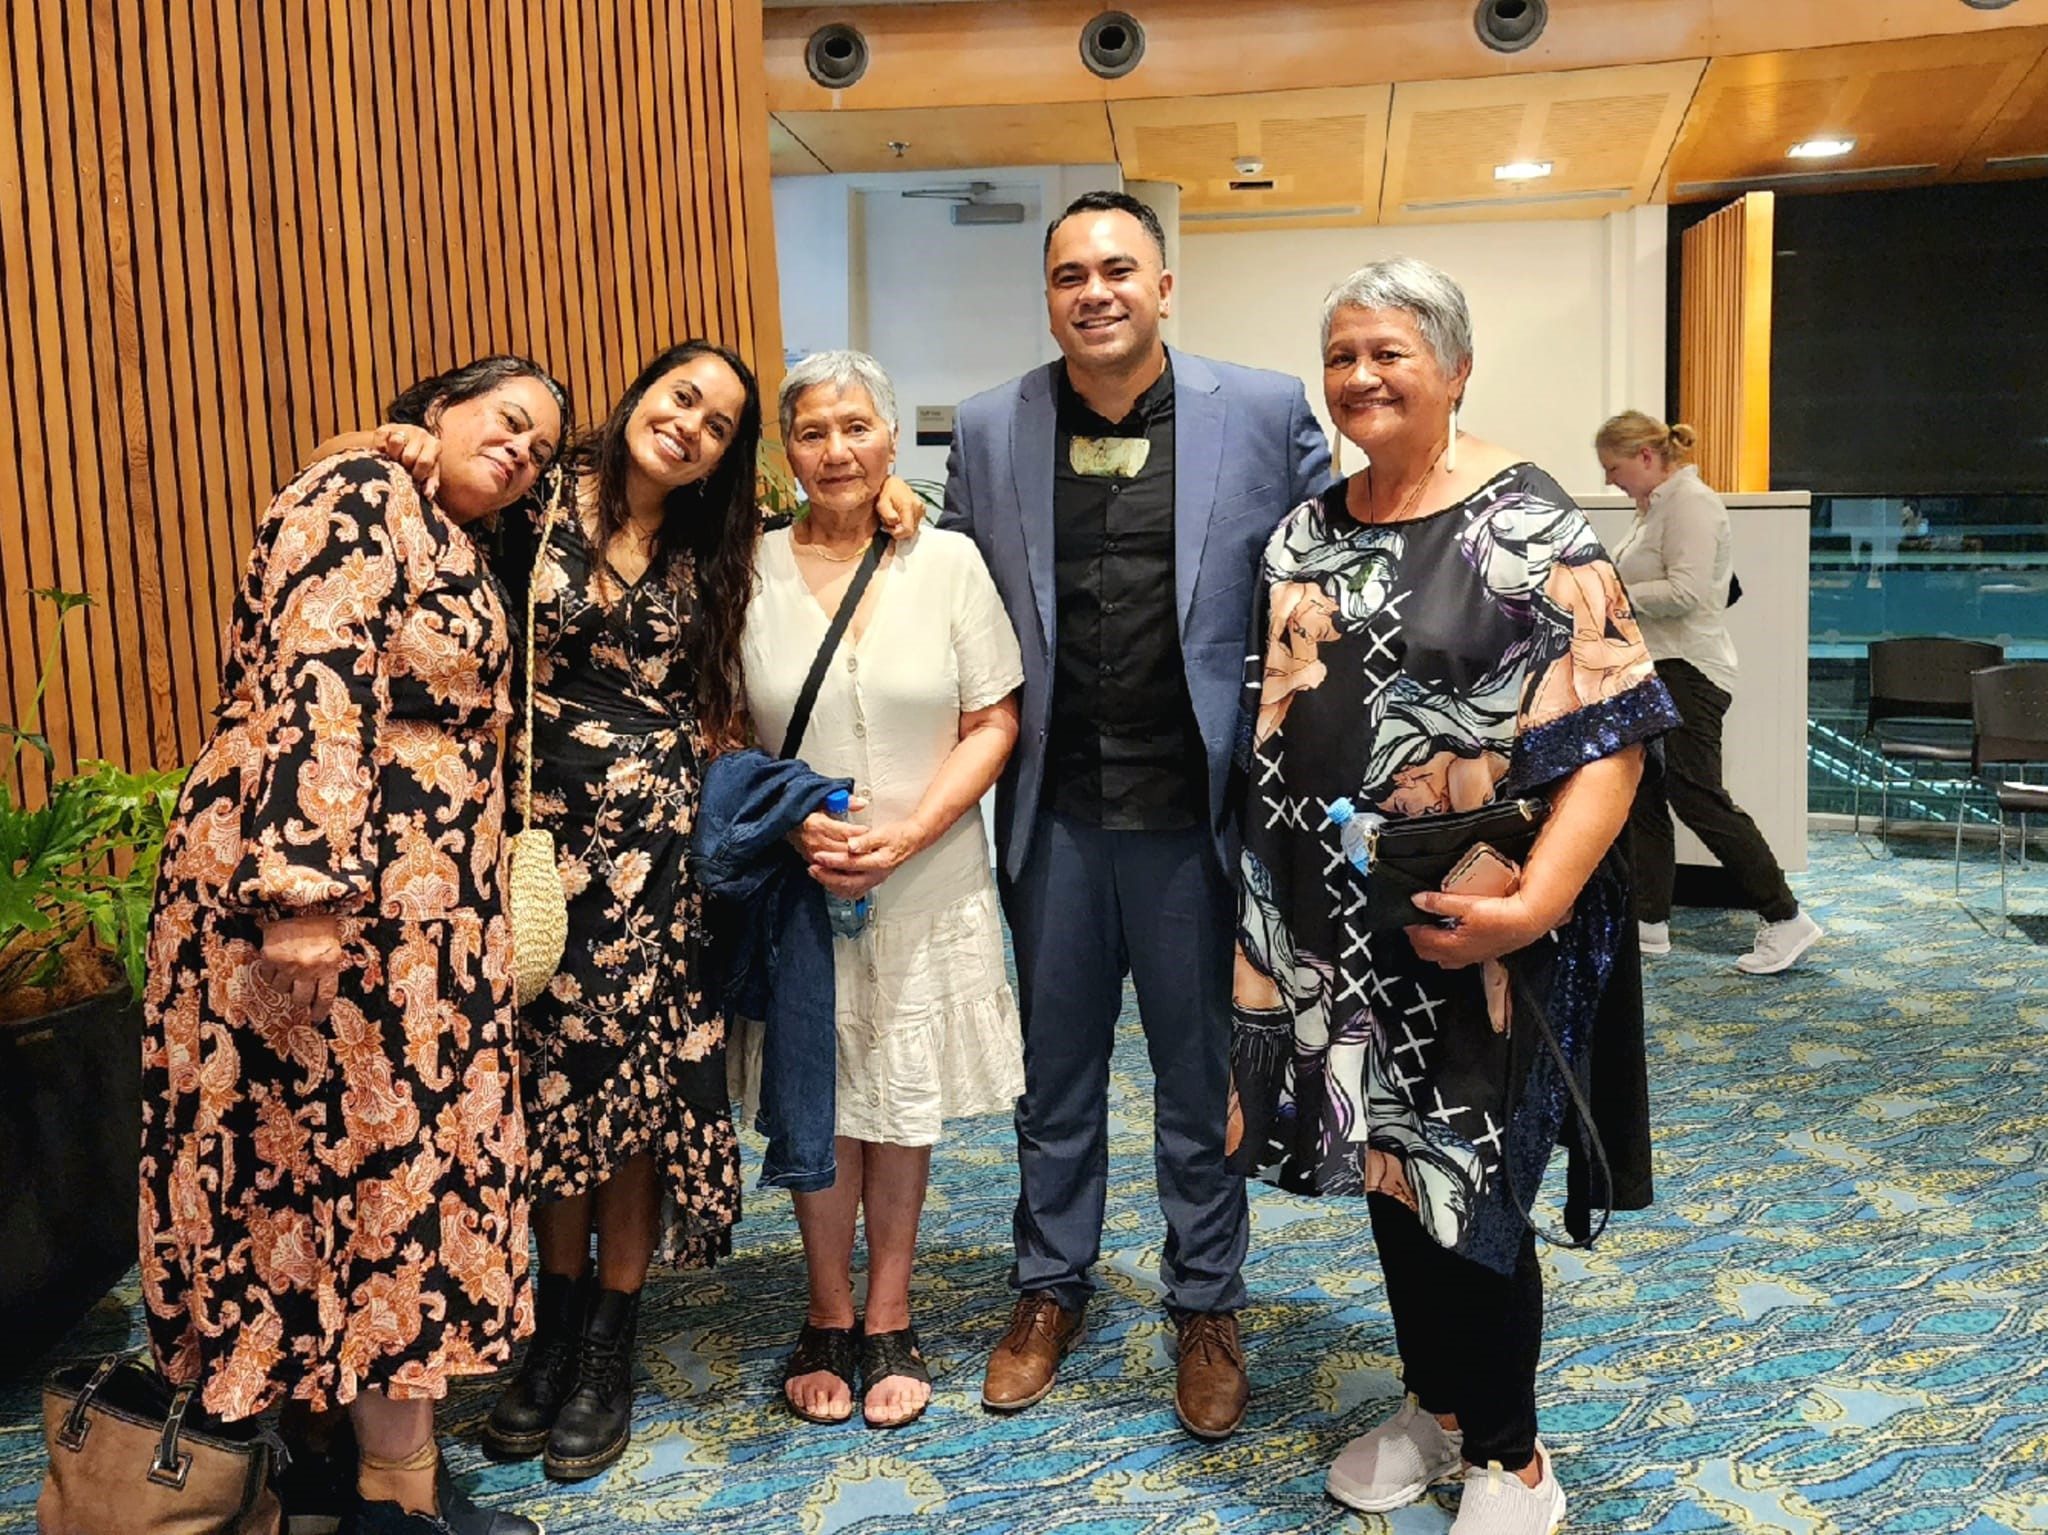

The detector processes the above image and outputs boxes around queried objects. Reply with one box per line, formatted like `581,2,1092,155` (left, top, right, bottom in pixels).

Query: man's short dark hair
1043,190,1168,266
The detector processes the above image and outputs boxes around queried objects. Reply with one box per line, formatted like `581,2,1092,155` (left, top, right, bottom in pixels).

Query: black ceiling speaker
1473,0,1547,53
1080,11,1145,80
1960,0,2019,9
805,22,869,89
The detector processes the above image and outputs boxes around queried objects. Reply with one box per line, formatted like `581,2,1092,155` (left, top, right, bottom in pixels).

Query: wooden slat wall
0,0,784,804
1679,190,1774,494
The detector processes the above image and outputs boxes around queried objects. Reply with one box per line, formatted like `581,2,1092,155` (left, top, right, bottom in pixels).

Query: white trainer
1450,1441,1567,1534
1326,1397,1464,1513
1637,920,1671,956
1735,910,1822,975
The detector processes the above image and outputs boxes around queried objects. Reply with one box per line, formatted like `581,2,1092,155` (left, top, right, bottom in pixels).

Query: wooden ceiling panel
1668,29,2048,196
770,116,829,175
1958,44,2048,179
1111,87,1390,230
771,102,1114,173
1383,61,1703,223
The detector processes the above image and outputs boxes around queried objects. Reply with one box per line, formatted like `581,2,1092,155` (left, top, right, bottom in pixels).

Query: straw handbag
507,483,569,1007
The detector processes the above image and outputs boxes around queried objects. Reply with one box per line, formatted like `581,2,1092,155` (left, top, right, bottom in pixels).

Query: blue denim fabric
692,749,852,1194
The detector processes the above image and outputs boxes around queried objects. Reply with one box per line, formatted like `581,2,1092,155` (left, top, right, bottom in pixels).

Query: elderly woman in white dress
740,349,1025,1429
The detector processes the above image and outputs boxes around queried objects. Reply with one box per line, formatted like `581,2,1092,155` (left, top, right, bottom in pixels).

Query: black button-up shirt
1047,357,1206,829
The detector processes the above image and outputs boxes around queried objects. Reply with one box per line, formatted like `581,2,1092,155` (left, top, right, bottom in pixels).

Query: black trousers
1629,658,1799,925
1368,1194,1541,1469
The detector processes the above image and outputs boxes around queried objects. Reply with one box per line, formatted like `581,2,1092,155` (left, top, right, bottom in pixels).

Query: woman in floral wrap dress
139,355,566,1535
1227,260,1677,1535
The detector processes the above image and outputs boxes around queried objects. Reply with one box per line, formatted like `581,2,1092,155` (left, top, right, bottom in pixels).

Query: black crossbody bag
1353,793,1617,1247
1355,796,1548,931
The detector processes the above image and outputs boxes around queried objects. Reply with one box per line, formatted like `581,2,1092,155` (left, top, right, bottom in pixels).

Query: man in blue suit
941,190,1330,1438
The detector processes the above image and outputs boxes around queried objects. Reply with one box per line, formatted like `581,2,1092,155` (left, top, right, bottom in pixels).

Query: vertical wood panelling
0,0,784,803
1679,190,1773,493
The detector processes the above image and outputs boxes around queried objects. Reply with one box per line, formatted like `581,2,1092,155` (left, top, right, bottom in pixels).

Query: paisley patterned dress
1226,465,1679,1274
507,504,739,1266
139,453,531,1420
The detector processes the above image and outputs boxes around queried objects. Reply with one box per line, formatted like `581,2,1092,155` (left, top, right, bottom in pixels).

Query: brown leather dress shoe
981,1291,1084,1411
1174,1311,1249,1440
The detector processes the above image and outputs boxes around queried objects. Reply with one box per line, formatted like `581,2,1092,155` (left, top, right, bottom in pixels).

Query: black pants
1629,658,1799,925
1368,1193,1541,1469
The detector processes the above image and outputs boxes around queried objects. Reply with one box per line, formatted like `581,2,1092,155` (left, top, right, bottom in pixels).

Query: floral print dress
1226,465,1679,1274
139,453,532,1420
509,505,739,1266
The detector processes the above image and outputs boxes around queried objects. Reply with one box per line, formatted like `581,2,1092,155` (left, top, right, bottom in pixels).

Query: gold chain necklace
1361,434,1450,526
795,537,867,563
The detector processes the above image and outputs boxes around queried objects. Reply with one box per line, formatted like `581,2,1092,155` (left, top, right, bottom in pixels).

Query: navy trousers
999,814,1250,1314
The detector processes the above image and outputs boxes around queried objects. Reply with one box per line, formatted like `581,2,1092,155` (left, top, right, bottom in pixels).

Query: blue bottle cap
1327,796,1355,825
825,787,851,816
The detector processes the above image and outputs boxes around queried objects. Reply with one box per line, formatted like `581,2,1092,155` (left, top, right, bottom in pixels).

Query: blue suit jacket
939,349,1333,879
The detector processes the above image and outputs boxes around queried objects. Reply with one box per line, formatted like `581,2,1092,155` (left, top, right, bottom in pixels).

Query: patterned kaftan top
1226,464,1678,1273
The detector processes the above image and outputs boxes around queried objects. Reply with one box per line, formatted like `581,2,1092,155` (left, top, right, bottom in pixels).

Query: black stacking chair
1966,664,2048,920
1858,637,2004,855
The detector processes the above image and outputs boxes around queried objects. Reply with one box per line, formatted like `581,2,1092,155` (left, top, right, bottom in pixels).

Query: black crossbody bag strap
1498,977,1614,1249
779,530,889,763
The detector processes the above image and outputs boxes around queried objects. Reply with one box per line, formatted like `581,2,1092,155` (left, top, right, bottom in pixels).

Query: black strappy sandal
782,1322,861,1424
859,1326,931,1429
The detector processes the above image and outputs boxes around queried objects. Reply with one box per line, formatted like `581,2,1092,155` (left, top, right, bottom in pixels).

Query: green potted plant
0,589,187,1362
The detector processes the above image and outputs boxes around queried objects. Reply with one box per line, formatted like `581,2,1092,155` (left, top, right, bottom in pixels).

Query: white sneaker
1735,910,1822,974
1325,1397,1464,1513
1450,1441,1567,1534
1637,920,1671,956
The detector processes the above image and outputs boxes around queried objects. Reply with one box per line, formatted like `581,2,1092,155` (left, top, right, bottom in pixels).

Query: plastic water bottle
822,787,870,938
1327,796,1382,877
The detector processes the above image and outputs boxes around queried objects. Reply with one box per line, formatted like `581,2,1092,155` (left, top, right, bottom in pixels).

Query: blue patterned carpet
5,831,2046,1533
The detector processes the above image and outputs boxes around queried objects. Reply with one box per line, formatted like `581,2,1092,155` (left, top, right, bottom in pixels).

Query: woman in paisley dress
139,355,567,1535
1226,259,1678,1535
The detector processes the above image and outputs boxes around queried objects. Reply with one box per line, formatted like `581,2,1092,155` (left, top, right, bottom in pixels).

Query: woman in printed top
1227,258,1679,1535
140,354,566,1535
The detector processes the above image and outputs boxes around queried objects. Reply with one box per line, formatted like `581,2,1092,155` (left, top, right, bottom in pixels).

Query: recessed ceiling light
1788,137,1856,159
1493,160,1553,181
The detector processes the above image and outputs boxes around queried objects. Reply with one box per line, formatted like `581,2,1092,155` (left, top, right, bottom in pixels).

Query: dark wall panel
1668,181,2048,496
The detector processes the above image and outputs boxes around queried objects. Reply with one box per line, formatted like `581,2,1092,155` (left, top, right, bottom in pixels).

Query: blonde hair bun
1595,409,1694,465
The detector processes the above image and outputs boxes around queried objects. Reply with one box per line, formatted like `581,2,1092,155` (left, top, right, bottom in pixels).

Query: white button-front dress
738,524,1026,1147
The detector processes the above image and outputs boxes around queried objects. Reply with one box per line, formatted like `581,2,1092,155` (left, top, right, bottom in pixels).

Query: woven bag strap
520,476,565,825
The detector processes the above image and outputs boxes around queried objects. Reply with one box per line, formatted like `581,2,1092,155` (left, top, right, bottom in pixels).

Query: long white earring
1446,404,1459,472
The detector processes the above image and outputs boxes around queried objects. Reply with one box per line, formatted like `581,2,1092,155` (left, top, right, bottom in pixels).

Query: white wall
773,177,1669,496
770,176,852,363
771,164,1119,485
1175,208,1668,496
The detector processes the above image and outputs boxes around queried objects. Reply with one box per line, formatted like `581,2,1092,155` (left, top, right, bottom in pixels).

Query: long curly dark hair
562,340,762,750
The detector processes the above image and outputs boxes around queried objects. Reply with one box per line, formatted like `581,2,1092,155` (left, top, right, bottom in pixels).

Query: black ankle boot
483,1270,591,1459
543,1287,640,1481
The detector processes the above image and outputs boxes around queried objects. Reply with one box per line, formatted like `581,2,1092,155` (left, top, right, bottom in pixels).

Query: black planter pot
0,988,140,1368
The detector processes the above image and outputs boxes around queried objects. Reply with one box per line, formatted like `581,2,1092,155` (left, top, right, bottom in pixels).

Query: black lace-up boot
543,1286,640,1481
482,1270,590,1459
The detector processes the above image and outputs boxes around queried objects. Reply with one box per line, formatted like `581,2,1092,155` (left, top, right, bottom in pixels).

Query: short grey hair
777,349,899,443
1320,256,1473,373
